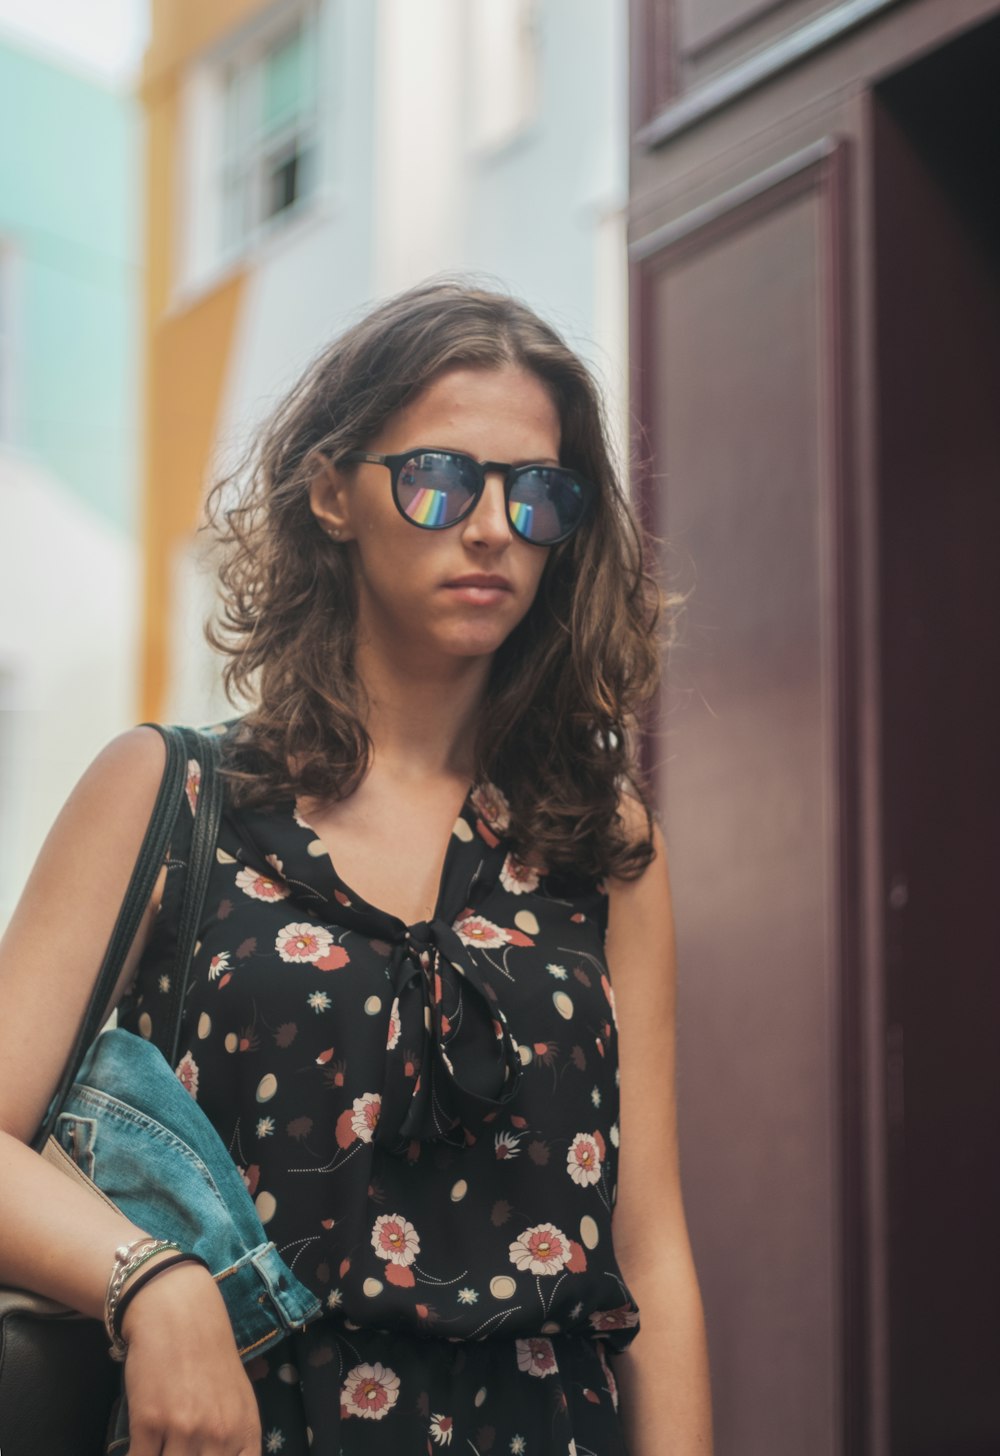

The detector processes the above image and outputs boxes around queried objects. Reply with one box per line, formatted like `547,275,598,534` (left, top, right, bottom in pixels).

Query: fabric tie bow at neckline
376,916,523,1151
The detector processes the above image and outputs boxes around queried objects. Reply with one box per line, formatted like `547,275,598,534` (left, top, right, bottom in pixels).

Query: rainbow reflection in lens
404,486,452,526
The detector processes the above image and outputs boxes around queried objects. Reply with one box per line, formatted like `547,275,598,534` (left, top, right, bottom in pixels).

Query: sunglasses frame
337,447,595,546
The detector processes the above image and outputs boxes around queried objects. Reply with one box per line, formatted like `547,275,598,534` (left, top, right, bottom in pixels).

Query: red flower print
588,1306,640,1332
175,1051,199,1099
499,853,542,895
340,1362,400,1421
184,759,200,815
371,1212,420,1267
453,914,508,949
314,944,350,972
566,1132,603,1187
275,922,335,965
386,997,401,1050
494,1130,524,1160
470,780,511,833
515,1337,558,1378
336,1091,381,1147
429,1412,454,1444
508,1223,570,1276
235,866,290,902
207,952,230,982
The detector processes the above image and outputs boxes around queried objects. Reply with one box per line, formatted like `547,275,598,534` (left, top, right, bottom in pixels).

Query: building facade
138,0,630,723
0,30,140,922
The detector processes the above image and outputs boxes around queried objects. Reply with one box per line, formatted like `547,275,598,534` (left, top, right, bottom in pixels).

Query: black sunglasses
337,447,595,546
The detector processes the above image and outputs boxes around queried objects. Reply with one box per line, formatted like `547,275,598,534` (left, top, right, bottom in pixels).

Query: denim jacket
54,1026,322,1446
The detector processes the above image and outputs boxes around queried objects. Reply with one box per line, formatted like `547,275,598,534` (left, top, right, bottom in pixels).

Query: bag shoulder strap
154,725,225,1069
33,725,188,1150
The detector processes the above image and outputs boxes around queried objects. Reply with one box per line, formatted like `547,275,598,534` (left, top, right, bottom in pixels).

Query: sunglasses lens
396,451,478,527
509,467,588,544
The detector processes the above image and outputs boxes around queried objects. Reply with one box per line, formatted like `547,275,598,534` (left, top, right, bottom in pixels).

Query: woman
0,279,712,1454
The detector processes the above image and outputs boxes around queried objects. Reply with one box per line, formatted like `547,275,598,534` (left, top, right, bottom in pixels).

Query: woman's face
310,363,562,667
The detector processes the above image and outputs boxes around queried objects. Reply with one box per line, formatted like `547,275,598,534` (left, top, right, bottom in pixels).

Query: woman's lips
442,584,512,605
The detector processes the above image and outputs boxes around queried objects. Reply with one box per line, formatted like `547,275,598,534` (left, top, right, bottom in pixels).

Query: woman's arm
0,726,260,1456
605,799,714,1455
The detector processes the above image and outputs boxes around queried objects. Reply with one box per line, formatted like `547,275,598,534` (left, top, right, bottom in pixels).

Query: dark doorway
874,15,1000,1451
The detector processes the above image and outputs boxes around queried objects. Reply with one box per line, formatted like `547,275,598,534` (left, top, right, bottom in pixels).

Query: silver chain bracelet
104,1236,181,1359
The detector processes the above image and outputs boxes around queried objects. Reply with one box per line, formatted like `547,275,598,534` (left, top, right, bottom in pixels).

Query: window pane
262,138,312,220
262,25,304,134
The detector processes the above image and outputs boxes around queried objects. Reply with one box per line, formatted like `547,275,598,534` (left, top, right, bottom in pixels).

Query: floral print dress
118,724,640,1456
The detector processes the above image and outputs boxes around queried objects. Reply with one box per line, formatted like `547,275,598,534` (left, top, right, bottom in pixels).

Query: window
218,8,320,258
180,2,321,287
467,0,540,153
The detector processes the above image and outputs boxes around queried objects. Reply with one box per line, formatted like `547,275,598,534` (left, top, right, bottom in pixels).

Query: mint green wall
0,39,138,532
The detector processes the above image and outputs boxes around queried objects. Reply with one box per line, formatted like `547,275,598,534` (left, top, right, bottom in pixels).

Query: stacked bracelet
110,1250,212,1359
104,1236,182,1359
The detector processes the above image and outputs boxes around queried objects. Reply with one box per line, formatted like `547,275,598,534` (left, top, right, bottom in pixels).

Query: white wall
0,449,138,924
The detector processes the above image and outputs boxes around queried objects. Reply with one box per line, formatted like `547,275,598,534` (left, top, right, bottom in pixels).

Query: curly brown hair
204,275,680,883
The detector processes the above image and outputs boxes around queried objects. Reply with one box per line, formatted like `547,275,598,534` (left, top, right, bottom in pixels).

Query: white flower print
175,1051,199,1099
307,990,331,1013
566,1132,603,1187
340,1362,400,1421
547,963,568,980
184,759,200,815
470,779,511,832
494,1130,524,1160
235,865,290,902
275,922,334,964
570,1301,584,1320
371,1212,420,1267
610,1121,620,1147
508,1223,570,1276
510,1439,526,1455
350,1092,381,1143
515,1337,558,1378
457,1287,478,1305
499,853,541,895
326,1288,343,1311
158,974,170,993
386,996,401,1050
256,1117,275,1138
208,951,230,981
430,1413,454,1445
591,1086,601,1108
453,913,508,949
264,1429,285,1453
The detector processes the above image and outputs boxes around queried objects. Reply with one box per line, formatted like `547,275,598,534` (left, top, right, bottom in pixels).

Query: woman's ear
306,449,354,542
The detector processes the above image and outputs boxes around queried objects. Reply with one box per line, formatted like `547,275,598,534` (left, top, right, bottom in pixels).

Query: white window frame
176,0,323,300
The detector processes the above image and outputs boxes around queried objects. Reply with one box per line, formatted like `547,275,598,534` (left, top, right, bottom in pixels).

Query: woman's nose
462,471,512,544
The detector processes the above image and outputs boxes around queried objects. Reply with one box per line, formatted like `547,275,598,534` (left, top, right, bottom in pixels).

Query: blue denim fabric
55,1027,322,1362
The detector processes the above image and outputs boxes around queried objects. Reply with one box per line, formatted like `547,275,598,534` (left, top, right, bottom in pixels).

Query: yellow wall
138,1,268,717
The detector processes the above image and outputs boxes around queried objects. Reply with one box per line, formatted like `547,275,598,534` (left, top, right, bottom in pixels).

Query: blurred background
0,0,997,1451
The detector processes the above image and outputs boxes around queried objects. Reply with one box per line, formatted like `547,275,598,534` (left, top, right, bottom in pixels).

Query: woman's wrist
118,1253,216,1346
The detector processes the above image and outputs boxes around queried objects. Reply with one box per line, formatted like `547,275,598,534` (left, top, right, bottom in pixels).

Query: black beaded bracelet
112,1251,212,1349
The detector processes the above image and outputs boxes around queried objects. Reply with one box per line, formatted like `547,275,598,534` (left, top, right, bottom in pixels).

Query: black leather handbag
0,724,224,1456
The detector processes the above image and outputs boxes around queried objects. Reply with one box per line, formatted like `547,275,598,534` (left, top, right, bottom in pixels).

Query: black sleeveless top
118,724,639,1454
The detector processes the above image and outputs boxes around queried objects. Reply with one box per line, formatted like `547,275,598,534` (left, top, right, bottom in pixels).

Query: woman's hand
121,1261,262,1456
